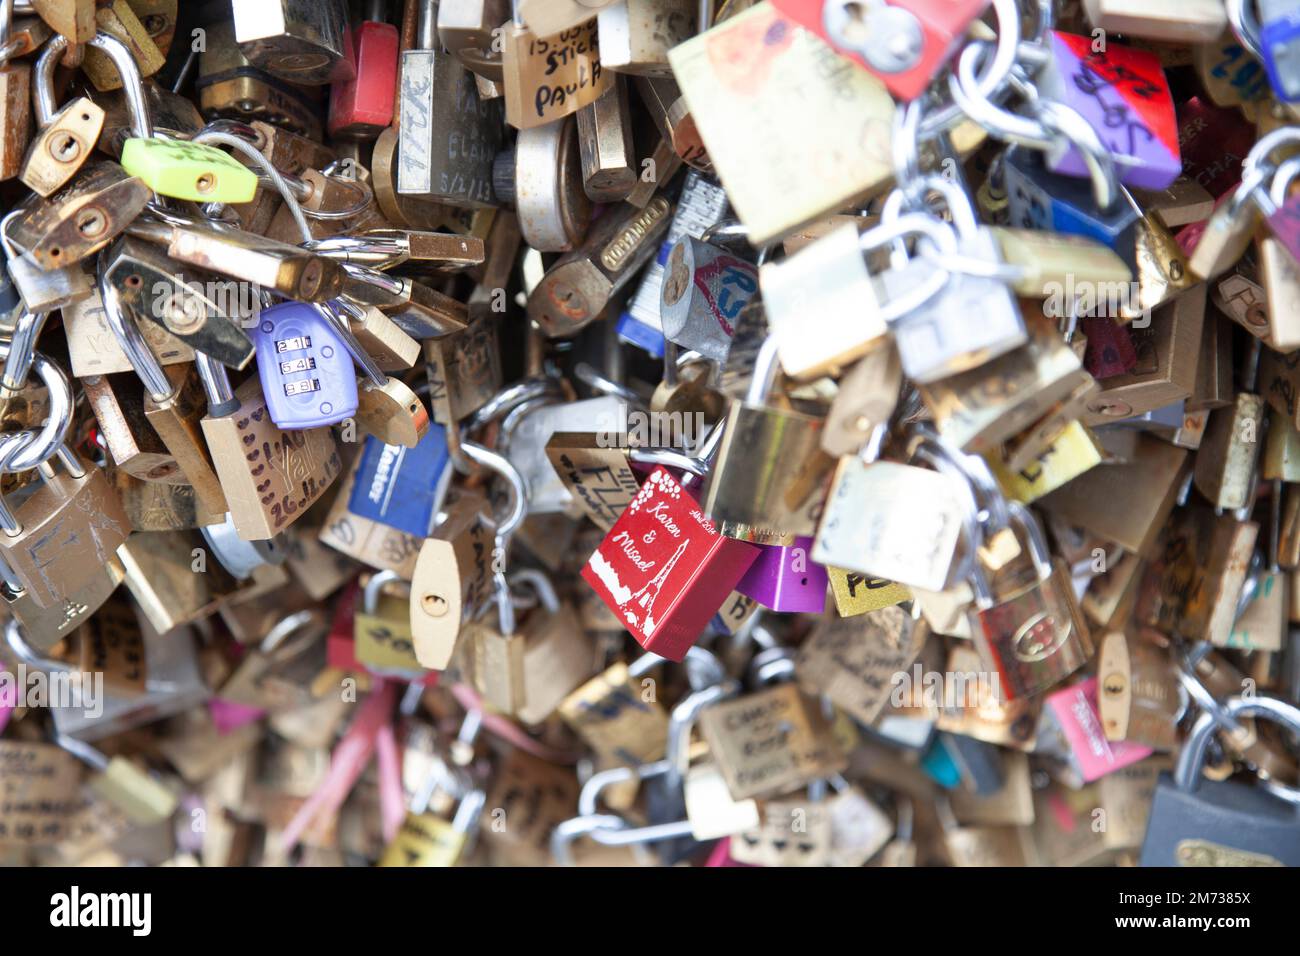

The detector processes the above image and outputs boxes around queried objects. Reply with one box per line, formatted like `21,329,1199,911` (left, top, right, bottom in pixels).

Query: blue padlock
346,423,452,537
1261,0,1300,101
1003,147,1140,264
253,301,358,429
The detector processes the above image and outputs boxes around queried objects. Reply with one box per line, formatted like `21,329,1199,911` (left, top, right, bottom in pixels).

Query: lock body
252,301,359,429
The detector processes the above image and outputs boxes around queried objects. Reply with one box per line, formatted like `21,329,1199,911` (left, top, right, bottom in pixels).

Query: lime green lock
120,137,259,204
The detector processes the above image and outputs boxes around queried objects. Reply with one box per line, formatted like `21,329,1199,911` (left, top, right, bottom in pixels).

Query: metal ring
0,348,74,472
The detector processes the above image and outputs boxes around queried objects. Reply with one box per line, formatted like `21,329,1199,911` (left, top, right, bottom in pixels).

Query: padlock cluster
1,0,1299,870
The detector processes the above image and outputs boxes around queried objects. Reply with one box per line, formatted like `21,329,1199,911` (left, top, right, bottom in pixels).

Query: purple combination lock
736,536,829,612
253,301,359,429
1037,32,1180,191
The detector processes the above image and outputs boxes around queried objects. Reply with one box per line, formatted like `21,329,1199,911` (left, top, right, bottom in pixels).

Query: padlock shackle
461,440,528,542
573,362,643,406
507,567,560,613
0,343,75,473
192,129,313,243
665,678,740,794
55,733,110,772
87,32,153,140
194,353,236,415
32,34,67,128
364,569,411,614
1005,501,1053,583
259,608,327,657
3,617,72,674
550,813,628,865
1176,695,1300,793
463,378,563,434
97,261,173,401
1226,0,1264,61
1269,153,1300,208
579,759,673,816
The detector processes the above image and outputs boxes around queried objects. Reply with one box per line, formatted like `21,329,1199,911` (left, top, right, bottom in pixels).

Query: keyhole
48,133,82,163
195,173,216,194
421,593,448,617
76,207,107,239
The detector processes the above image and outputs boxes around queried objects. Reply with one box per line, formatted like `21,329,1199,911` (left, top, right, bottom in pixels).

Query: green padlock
119,137,258,203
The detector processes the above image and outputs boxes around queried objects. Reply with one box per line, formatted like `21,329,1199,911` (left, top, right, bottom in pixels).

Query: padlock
232,0,354,86
1079,315,1137,379
195,355,342,542
52,732,176,826
660,225,758,365
0,430,129,611
251,300,360,429
796,603,926,727
921,307,1091,455
101,236,254,370
218,609,328,713
582,464,759,661
465,569,596,723
500,9,611,130
329,6,400,140
20,35,105,197
494,115,590,252
667,1,914,246
812,452,973,594
527,192,672,336
575,77,637,203
0,25,31,182
120,137,259,204
696,681,846,801
196,21,324,140
1035,32,1181,190
1081,283,1205,426
1003,145,1140,259
331,298,421,372
28,0,96,44
80,3,165,92
597,0,693,76
8,162,150,270
505,394,626,514
968,502,1093,701
352,570,425,675
1097,631,1185,751
704,338,835,544
1260,0,1300,102
1192,384,1264,511
1083,0,1226,42
438,0,509,81
98,274,229,516
616,168,728,354
347,425,452,537
880,181,1029,384
734,536,828,613
813,0,989,102
986,420,1104,505
545,430,642,530
409,490,494,670
338,263,468,339
1140,695,1300,866
3,214,93,315
396,0,502,207
200,511,289,581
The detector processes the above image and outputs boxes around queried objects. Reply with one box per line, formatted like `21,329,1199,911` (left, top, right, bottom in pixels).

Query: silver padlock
660,221,760,364
882,177,1029,383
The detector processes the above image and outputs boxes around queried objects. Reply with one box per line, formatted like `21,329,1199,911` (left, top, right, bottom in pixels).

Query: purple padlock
736,536,829,612
253,301,359,430
1038,32,1180,191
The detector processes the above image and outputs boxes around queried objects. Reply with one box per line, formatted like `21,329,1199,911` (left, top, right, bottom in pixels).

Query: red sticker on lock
582,466,760,662
769,0,990,102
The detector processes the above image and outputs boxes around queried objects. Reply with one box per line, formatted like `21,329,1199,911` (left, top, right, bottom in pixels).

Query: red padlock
775,0,990,102
582,467,759,662
328,19,400,140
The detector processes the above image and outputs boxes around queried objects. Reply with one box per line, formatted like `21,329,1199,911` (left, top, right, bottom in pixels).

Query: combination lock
253,301,359,429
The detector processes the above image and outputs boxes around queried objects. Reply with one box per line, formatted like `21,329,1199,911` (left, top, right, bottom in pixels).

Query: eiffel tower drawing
630,539,689,622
